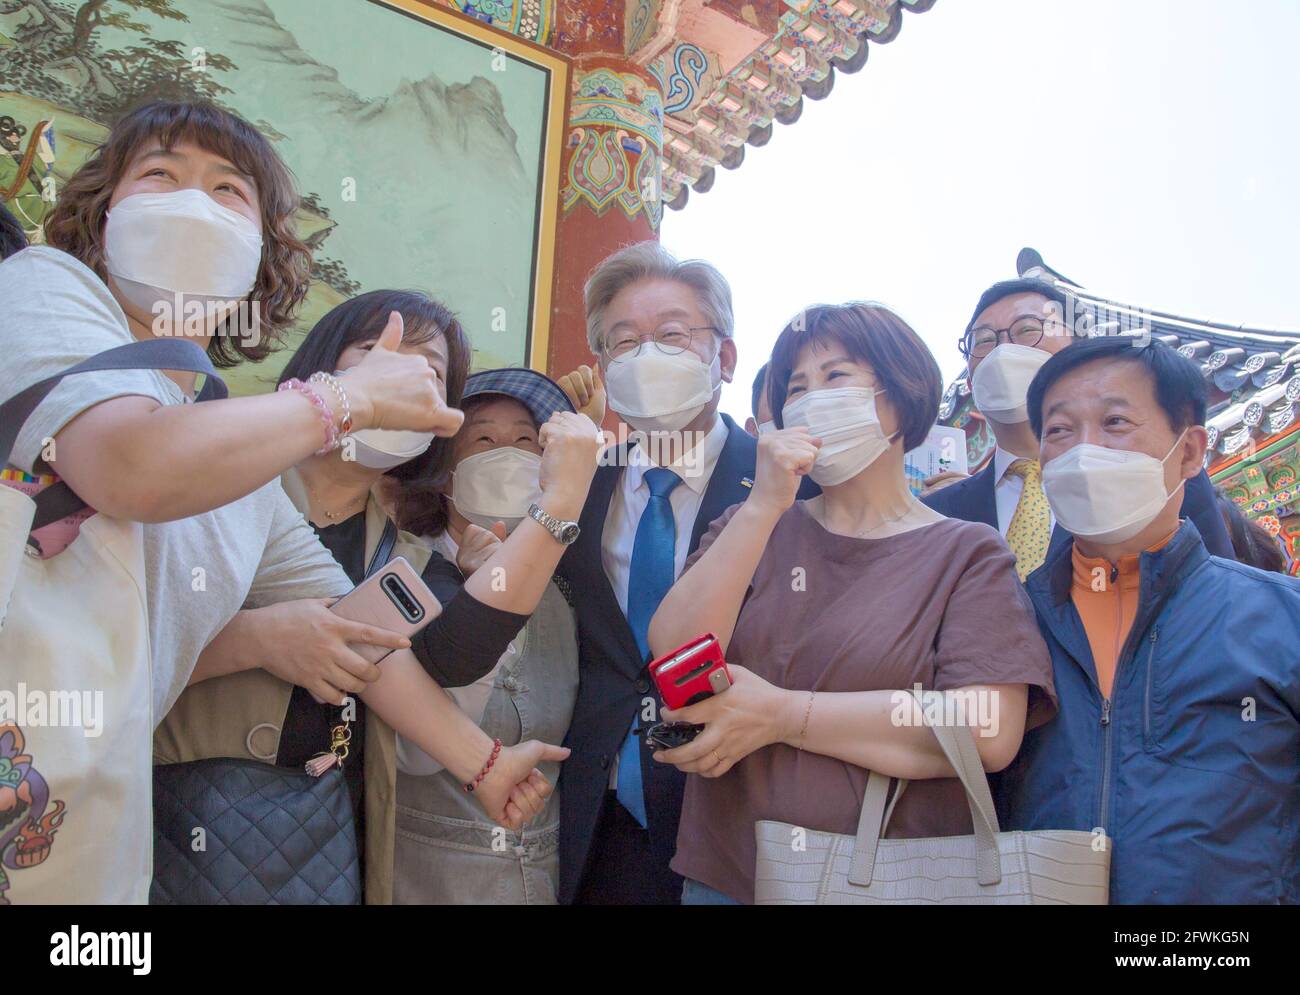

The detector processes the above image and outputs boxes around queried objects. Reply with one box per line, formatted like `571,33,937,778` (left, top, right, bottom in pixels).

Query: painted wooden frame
0,0,570,381
377,0,569,373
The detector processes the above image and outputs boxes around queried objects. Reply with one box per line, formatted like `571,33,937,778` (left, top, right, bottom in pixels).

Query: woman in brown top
648,302,1055,905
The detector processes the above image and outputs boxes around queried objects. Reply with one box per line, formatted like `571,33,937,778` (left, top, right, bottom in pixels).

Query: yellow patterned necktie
1005,458,1052,582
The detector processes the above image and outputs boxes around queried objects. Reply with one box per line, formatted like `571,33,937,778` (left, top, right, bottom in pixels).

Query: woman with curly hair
0,101,566,901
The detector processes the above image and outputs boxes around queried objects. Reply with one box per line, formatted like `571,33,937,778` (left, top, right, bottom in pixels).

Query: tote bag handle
848,689,1003,888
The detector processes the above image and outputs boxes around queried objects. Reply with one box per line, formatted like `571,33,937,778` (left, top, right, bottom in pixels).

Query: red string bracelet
465,738,503,793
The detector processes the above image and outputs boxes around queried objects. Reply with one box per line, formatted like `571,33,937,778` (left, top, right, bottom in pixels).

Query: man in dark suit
923,279,1233,564
554,242,779,904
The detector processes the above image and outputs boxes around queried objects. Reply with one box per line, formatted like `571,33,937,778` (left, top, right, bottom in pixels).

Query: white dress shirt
992,445,1056,536
600,416,729,786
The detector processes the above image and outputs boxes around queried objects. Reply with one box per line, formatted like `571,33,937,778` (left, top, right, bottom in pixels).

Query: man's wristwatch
527,502,581,545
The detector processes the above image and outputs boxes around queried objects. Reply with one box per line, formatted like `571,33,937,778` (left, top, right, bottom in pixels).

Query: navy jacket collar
1026,518,1211,670
971,455,1000,528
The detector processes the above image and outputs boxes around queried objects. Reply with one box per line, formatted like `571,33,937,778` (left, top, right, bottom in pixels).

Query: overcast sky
660,0,1300,422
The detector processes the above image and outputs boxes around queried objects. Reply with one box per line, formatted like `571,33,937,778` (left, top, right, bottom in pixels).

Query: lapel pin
741,476,753,489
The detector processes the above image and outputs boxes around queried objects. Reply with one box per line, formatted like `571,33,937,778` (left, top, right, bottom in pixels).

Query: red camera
649,633,732,711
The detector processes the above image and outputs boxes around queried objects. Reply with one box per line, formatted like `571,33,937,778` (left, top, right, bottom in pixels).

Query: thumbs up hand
344,310,464,437
558,363,606,424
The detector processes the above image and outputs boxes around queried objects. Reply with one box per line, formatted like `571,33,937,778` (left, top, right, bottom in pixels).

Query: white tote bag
754,690,1110,905
0,339,224,904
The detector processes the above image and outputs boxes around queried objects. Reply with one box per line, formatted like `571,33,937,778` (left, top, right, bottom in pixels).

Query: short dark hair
770,302,942,452
961,278,1074,357
750,362,768,420
278,289,471,536
0,201,26,260
1027,336,1208,439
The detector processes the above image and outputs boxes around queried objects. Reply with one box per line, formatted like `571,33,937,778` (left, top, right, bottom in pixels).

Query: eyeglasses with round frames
962,316,1061,359
602,321,718,362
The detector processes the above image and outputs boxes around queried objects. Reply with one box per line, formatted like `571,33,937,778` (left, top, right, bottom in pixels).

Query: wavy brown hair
43,100,312,366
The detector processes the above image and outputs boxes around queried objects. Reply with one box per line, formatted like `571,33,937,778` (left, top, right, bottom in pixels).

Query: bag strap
848,689,1003,888
305,516,401,778
364,517,399,579
0,339,227,528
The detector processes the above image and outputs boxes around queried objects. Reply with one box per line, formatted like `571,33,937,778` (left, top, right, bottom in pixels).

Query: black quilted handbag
150,757,360,905
149,520,399,905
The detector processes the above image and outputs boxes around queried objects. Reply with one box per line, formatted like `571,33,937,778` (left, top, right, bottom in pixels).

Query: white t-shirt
0,246,351,720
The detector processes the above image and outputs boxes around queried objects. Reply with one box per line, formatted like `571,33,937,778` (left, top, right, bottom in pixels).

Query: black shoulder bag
150,516,399,905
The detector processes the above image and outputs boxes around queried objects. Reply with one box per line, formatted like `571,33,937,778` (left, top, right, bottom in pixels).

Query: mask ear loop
868,386,902,448
1159,427,1191,503
1160,427,1190,464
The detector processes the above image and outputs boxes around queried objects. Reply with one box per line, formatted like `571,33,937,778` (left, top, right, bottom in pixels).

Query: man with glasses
924,279,1233,575
554,241,798,904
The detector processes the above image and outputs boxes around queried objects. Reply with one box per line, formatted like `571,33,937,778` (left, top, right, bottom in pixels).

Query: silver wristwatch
527,502,581,545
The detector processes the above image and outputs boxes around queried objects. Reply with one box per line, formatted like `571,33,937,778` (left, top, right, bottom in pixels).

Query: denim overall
392,580,579,904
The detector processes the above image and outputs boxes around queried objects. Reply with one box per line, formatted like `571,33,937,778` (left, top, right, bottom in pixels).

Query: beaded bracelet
278,378,339,454
308,371,354,435
464,738,503,793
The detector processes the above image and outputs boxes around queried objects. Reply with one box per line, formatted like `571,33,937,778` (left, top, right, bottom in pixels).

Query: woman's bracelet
308,371,354,436
278,378,340,455
797,691,815,751
464,738,503,793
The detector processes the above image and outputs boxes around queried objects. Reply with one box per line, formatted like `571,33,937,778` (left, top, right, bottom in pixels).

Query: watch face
559,523,581,545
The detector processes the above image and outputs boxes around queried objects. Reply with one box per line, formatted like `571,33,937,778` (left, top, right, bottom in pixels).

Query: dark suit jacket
921,454,1235,561
555,414,800,903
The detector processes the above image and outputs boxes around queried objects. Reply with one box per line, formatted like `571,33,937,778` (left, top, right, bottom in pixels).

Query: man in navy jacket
1000,336,1298,902
923,279,1233,563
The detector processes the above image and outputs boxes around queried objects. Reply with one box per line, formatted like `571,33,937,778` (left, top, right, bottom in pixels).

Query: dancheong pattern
562,67,664,225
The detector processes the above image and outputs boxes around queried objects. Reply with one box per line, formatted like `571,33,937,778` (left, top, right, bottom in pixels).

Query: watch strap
528,502,579,545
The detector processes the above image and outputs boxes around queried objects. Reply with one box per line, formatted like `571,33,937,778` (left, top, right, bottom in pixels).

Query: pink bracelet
279,378,339,454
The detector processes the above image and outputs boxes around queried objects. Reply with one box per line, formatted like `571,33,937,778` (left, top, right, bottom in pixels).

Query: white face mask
104,189,263,320
1041,432,1187,545
604,343,719,434
971,343,1052,424
450,447,543,533
781,386,895,487
756,419,776,436
345,428,434,470
334,367,434,469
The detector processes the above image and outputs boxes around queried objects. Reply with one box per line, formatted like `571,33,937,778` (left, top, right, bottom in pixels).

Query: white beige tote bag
0,340,223,904
754,690,1110,905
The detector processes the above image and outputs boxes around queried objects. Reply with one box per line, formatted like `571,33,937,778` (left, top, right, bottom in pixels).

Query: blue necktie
617,466,682,827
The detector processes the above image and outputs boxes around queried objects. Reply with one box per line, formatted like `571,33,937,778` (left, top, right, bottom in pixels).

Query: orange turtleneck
1069,530,1177,699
